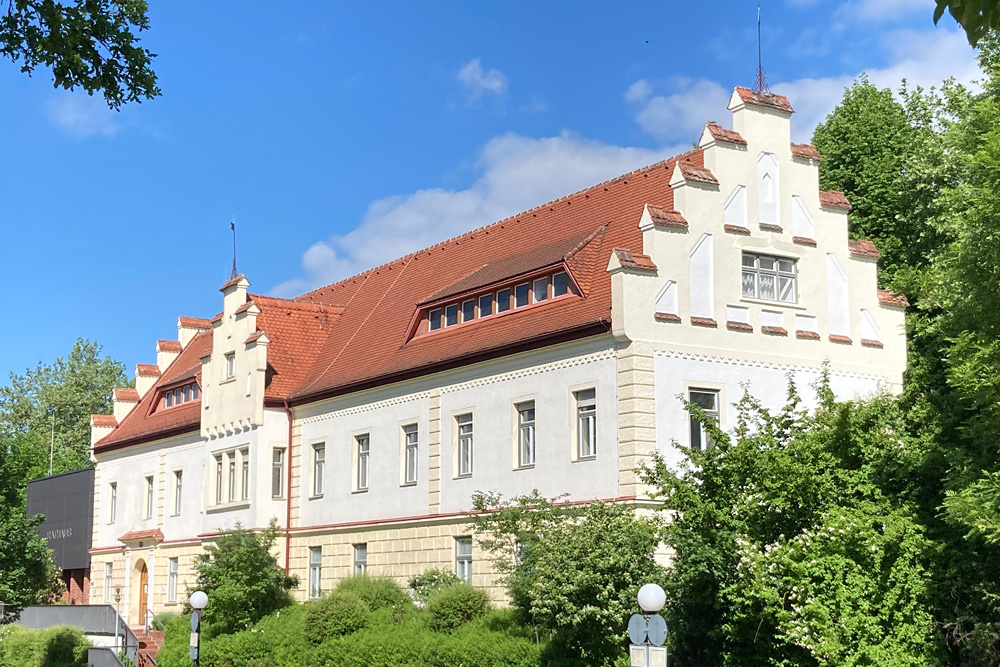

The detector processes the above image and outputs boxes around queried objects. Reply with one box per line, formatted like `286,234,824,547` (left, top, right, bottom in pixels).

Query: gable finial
230,215,238,279
753,2,771,95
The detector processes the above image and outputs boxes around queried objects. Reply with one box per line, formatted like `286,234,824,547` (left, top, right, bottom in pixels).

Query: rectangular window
144,476,154,520
192,384,200,399
272,448,285,498
403,424,418,485
354,543,367,575
552,271,569,296
461,299,476,322
168,558,178,603
575,389,597,459
109,483,117,523
173,470,183,516
227,453,236,502
241,449,250,501
532,277,549,303
445,304,459,327
312,443,325,497
517,401,536,468
225,352,236,379
429,308,443,331
496,288,512,313
356,434,370,491
105,563,113,602
183,385,191,402
478,293,494,317
215,455,223,504
741,252,797,303
455,537,473,583
308,547,322,599
514,283,530,308
457,413,474,476
689,389,720,451
165,392,173,408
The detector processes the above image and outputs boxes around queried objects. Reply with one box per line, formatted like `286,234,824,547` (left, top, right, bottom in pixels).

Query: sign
26,468,94,570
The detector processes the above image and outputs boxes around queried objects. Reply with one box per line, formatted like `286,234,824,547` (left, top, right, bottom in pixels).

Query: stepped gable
95,331,212,451
288,148,704,401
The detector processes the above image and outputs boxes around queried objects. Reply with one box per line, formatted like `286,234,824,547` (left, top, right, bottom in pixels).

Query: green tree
0,0,159,108
934,0,1000,46
471,491,664,666
190,520,299,637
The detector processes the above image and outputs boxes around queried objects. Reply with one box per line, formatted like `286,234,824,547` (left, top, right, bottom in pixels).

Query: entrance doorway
137,562,148,625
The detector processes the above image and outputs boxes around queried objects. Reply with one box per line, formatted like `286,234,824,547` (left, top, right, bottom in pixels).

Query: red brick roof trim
136,363,160,377
791,143,822,161
91,414,117,428
861,338,884,348
761,326,788,336
829,334,853,344
734,86,795,113
727,321,753,332
211,312,223,324
849,239,881,259
819,190,851,210
245,331,265,344
647,205,688,228
655,312,681,323
724,224,751,235
219,274,248,292
877,289,909,308
234,300,255,315
759,223,783,233
157,339,182,352
793,236,817,246
691,317,718,328
178,316,213,330
797,330,820,340
705,122,747,145
118,529,163,543
113,388,139,402
613,248,657,272
677,162,720,186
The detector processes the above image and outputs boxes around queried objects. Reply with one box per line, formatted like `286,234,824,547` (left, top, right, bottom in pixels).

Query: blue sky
0,0,980,382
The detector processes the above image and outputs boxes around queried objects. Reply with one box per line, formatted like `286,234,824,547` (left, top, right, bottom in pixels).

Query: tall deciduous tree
935,0,1000,46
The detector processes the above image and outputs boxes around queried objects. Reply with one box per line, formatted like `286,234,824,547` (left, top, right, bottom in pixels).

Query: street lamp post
189,591,208,667
628,583,668,667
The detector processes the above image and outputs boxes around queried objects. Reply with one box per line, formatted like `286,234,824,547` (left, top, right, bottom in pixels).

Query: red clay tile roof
819,190,851,210
676,162,719,186
848,239,881,259
724,224,751,235
91,414,117,428
797,330,821,339
705,122,747,145
734,86,795,114
219,274,247,291
691,317,718,327
135,364,161,377
829,334,853,344
727,321,753,332
156,339,182,352
178,316,213,330
878,289,909,308
113,388,139,402
791,143,822,160
646,205,688,228
761,326,788,336
119,529,163,543
861,339,884,348
792,236,817,246
613,249,657,272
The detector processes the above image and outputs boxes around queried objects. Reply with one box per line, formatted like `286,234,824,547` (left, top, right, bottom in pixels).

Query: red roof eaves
178,316,213,330
819,190,852,210
849,239,881,259
791,143,822,161
647,205,688,228
734,86,795,114
157,339,182,352
613,248,658,272
135,364,160,377
219,274,248,291
705,122,747,145
878,289,909,308
113,388,139,402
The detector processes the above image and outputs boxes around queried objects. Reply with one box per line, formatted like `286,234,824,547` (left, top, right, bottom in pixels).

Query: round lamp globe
190,591,209,610
637,583,666,613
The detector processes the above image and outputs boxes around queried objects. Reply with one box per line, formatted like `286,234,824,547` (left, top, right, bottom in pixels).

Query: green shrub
152,611,180,631
407,568,462,603
0,624,89,667
426,583,491,632
334,575,411,612
304,591,370,643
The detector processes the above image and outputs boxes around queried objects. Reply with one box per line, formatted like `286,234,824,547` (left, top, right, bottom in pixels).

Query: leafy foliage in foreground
0,624,89,667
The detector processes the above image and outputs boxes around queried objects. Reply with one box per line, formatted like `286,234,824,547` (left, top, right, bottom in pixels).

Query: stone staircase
132,628,164,666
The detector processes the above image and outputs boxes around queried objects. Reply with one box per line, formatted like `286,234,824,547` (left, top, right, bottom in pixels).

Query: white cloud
833,0,929,27
457,58,508,102
625,77,730,142
271,133,673,295
45,92,119,138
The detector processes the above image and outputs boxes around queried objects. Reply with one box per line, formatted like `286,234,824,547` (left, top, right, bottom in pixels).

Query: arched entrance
131,558,148,626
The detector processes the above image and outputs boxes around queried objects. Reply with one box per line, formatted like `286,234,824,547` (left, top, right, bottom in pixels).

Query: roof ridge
563,225,607,263
252,294,345,312
295,148,703,301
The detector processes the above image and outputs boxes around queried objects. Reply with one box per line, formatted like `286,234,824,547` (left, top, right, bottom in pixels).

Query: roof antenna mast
753,1,771,95
230,215,238,278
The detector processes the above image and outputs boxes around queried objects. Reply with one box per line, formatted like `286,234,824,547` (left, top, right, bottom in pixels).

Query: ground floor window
168,558,178,603
455,537,473,583
354,543,367,575
308,547,322,599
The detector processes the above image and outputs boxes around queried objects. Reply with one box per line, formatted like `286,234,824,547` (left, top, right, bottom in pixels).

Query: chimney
177,316,213,347
135,363,161,399
90,414,117,447
157,339,182,371
112,388,140,422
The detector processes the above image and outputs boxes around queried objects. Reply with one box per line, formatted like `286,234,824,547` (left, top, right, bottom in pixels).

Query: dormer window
429,309,443,331
461,299,475,322
553,272,569,296
497,288,512,313
479,293,494,316
514,283,530,308
445,304,459,326
161,382,201,409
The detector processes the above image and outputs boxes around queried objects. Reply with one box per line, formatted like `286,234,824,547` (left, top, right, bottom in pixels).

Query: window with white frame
104,562,113,602
575,389,597,459
224,352,236,379
213,448,251,506
272,448,285,498
457,413,474,476
516,401,535,468
688,388,720,451
308,547,322,599
496,287,512,313
455,537,473,583
312,443,325,497
403,424,418,485
108,482,117,524
742,252,797,304
354,543,367,575
214,455,223,504
356,434,370,491
144,476,154,520
461,299,475,323
227,452,236,502
532,276,549,303
514,283,530,308
552,271,569,297
241,449,250,501
168,557,179,603
173,470,182,515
